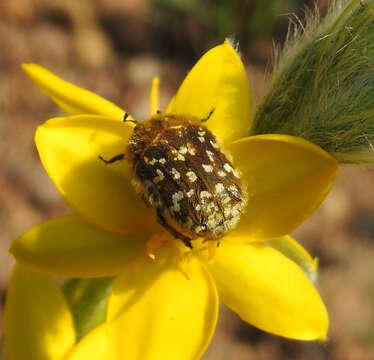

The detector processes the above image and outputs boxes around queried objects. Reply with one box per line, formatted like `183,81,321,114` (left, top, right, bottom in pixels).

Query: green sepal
63,277,114,340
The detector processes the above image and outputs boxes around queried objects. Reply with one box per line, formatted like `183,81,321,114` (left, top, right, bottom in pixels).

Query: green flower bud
253,0,374,163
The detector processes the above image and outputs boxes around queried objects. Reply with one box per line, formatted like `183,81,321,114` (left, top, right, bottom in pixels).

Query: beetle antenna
123,112,137,124
201,108,215,122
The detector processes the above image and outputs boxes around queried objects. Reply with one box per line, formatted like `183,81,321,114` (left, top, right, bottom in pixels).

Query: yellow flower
9,40,338,359
4,264,110,360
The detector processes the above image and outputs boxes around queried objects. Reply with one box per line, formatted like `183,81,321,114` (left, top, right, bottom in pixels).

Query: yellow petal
267,235,318,282
10,214,152,277
107,255,218,360
4,264,76,360
22,63,126,119
167,40,252,145
150,76,160,115
64,324,110,360
35,115,155,233
228,134,339,239
208,240,328,340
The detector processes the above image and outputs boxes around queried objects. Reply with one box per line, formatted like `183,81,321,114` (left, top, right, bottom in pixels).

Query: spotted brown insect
100,112,246,248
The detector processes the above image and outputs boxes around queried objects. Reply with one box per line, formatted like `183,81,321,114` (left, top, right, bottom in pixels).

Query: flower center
145,229,218,278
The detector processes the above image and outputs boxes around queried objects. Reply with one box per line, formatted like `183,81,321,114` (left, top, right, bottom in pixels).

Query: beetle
99,111,246,248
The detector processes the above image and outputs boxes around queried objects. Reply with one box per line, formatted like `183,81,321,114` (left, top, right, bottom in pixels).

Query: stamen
145,230,169,260
170,241,192,280
196,240,218,264
150,77,160,115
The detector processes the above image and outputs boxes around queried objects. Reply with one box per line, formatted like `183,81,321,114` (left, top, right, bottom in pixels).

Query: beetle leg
156,209,193,249
98,153,125,164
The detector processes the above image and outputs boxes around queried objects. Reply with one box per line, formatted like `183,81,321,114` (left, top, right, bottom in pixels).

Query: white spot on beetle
215,183,225,193
206,150,215,162
223,163,239,178
173,153,185,161
202,164,213,173
186,171,197,182
178,146,188,154
233,169,240,178
195,225,205,233
187,142,197,155
171,191,184,212
153,169,165,183
171,168,181,180
186,189,195,197
228,185,238,194
200,191,212,199
210,140,219,148
224,163,233,173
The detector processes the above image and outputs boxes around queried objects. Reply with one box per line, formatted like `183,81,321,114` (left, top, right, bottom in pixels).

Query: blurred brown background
2,0,374,359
